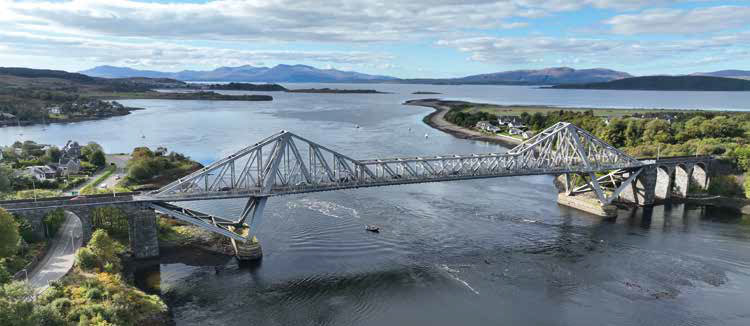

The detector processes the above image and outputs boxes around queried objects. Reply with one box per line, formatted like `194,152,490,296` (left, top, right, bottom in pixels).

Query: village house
509,127,524,136
476,120,500,133
58,140,82,176
47,106,62,115
498,116,526,129
26,165,58,181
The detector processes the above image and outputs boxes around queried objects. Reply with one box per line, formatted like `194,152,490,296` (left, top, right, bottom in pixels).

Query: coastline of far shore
403,98,522,148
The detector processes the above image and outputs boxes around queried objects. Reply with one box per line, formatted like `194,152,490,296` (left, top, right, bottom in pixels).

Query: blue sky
0,0,749,78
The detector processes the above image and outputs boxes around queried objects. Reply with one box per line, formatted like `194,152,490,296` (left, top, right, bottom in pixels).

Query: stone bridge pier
7,202,159,259
557,157,715,217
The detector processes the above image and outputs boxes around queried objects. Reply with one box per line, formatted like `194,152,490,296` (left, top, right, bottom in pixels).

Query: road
27,211,83,293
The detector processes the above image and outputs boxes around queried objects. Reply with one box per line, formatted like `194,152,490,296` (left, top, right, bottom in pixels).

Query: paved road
28,211,83,293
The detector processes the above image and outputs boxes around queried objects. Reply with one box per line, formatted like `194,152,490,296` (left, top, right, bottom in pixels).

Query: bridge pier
125,205,160,259
618,166,657,206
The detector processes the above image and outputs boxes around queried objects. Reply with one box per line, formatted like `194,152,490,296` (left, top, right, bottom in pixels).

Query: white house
509,127,524,135
26,165,58,181
476,121,500,133
47,106,62,115
498,116,526,129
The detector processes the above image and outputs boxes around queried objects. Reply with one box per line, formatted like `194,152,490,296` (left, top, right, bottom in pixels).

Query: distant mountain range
79,65,750,85
80,65,633,85
551,75,750,91
691,70,750,80
79,64,398,83
392,67,633,85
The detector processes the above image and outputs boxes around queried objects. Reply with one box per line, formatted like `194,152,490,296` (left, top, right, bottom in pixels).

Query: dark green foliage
75,247,97,271
708,175,745,197
0,208,20,258
43,209,66,238
125,147,201,186
90,150,106,168
444,110,496,129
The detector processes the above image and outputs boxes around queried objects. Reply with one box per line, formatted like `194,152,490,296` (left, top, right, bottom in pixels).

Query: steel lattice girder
142,122,643,202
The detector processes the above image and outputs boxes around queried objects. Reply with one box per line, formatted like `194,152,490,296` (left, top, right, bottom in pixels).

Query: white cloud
437,32,750,66
0,31,394,68
606,6,750,35
1,0,679,43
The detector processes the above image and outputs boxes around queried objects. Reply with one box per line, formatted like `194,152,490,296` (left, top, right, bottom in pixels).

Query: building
509,127,524,135
26,165,58,181
47,106,62,115
58,140,82,176
498,116,526,129
521,131,534,139
476,121,500,133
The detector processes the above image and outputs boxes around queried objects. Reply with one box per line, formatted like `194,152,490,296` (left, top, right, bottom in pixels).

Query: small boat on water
365,225,380,233
355,124,360,129
424,133,429,139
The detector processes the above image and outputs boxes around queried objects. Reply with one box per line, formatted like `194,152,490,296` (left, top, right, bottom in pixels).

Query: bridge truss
144,122,645,242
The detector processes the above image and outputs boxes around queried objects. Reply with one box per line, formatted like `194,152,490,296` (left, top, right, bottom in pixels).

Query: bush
75,247,98,271
44,209,66,238
0,208,20,258
708,175,745,197
745,173,750,199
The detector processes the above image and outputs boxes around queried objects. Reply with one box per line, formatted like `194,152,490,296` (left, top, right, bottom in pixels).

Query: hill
387,67,630,85
550,75,750,91
691,70,750,80
80,64,398,83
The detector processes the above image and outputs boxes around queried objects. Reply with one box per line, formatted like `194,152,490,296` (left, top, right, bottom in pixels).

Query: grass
79,165,116,195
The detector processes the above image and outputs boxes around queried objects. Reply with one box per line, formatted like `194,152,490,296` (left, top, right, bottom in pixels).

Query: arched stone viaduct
618,156,713,206
0,195,159,259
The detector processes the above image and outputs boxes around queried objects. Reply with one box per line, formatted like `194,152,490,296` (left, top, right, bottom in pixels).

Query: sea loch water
3,84,750,325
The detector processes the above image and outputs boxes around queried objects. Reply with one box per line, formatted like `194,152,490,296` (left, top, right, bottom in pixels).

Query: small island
549,75,750,91
205,82,288,92
286,88,387,94
412,91,442,94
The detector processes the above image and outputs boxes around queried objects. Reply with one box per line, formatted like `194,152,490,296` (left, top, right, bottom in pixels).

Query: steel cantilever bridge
138,122,646,242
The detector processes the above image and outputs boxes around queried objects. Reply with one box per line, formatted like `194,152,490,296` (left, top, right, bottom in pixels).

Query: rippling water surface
3,84,750,325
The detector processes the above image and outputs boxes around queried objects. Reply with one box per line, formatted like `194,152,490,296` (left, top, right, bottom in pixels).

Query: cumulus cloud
0,31,393,68
606,6,750,35
437,32,750,65
1,0,678,42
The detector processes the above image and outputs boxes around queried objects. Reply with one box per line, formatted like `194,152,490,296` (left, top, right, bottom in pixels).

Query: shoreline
403,98,522,148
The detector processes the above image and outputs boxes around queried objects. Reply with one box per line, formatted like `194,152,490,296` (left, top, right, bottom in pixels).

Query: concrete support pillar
619,165,657,206
654,166,673,200
126,205,160,259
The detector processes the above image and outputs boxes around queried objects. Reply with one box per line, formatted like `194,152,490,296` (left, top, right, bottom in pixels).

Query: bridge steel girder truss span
141,122,644,242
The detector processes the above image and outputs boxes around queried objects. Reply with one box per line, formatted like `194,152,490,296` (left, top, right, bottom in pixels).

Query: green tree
0,164,12,192
624,119,646,147
600,118,627,147
0,281,36,326
75,247,97,271
81,142,103,162
643,119,673,144
90,150,106,168
0,208,20,258
684,116,706,139
42,146,61,164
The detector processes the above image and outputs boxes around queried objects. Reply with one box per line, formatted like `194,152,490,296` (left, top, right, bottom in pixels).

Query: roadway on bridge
28,211,82,293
